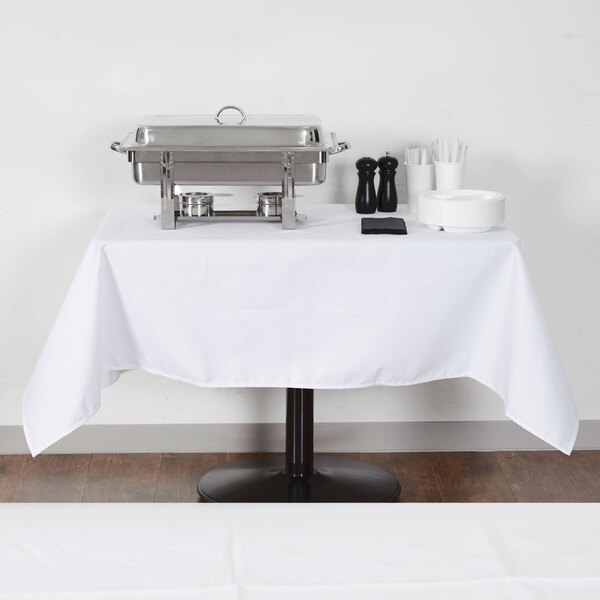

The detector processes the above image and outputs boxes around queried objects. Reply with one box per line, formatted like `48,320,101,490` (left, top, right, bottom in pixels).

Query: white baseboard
1,421,598,454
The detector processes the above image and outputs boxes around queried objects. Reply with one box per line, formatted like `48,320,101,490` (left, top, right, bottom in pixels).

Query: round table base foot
198,455,400,502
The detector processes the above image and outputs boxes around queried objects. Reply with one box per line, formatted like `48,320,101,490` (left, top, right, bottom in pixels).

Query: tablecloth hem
87,365,575,454
25,404,101,458
504,408,578,456
99,365,504,392
25,364,577,456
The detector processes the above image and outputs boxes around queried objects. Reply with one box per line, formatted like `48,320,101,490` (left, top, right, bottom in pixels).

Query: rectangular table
24,204,578,456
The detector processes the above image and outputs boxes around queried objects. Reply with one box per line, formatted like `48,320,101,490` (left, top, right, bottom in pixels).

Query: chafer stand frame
159,150,299,230
197,389,401,502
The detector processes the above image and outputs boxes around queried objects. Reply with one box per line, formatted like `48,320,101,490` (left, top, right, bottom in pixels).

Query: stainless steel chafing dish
111,105,350,229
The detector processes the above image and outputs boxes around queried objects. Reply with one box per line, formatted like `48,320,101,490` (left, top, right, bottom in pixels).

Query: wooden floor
1,451,599,502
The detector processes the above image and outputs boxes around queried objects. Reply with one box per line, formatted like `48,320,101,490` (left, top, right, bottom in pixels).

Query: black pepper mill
355,157,378,214
377,152,399,212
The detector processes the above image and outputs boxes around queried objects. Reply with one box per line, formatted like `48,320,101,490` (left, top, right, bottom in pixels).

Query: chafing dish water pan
112,105,349,229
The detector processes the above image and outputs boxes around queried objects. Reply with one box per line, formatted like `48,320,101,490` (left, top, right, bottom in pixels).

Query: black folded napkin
361,217,407,235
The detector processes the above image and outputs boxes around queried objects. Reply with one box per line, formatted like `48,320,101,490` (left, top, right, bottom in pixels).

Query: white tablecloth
24,204,578,455
2,503,599,599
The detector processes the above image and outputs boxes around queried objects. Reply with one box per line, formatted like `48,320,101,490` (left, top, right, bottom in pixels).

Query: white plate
418,189,505,232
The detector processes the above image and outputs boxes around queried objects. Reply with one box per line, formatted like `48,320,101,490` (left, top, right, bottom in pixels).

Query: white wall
1,0,599,432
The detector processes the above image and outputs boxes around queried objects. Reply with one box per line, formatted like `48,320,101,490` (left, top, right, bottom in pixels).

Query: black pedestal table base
197,388,401,502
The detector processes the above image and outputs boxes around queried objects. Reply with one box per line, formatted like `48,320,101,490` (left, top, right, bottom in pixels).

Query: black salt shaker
377,152,399,212
355,157,378,214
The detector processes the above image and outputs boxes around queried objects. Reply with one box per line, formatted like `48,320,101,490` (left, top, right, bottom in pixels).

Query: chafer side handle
111,141,125,153
328,132,350,155
330,141,350,155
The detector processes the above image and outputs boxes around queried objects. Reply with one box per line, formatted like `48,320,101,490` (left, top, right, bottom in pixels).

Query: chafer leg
160,151,176,230
281,151,296,230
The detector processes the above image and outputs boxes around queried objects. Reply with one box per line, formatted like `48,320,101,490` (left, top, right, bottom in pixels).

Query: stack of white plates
418,189,505,233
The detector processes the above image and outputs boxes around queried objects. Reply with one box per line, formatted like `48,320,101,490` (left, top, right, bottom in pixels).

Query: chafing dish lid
116,105,335,153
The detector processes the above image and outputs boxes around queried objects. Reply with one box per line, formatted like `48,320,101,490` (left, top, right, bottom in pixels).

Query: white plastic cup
434,161,466,191
404,163,435,215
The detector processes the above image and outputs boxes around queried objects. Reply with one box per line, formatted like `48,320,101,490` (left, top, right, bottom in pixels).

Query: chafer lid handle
215,105,247,125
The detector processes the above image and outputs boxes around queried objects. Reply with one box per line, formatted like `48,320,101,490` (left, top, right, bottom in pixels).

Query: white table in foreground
24,204,577,457
2,504,599,599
